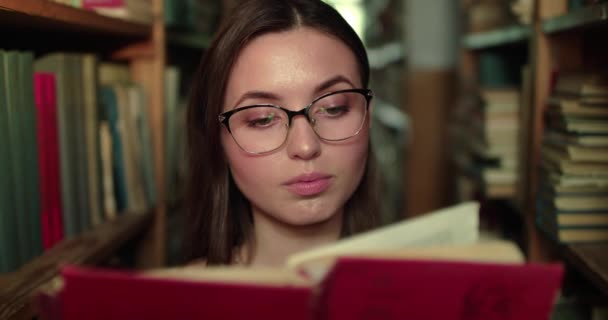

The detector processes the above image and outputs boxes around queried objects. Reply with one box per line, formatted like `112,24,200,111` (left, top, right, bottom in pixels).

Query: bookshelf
167,31,211,50
0,0,167,318
563,244,608,298
0,212,153,320
0,0,150,36
542,2,608,34
457,0,608,308
463,24,531,50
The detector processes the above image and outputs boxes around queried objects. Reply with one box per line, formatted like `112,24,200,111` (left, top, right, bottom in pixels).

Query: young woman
185,0,380,267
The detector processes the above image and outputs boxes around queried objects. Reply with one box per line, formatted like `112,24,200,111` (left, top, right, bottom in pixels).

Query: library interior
0,0,607,319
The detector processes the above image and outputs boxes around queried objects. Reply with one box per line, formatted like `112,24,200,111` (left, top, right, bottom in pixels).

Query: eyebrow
231,74,356,109
314,75,356,94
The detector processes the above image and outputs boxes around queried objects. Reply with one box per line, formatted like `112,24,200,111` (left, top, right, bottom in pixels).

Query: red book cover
316,258,564,320
44,74,64,247
34,73,52,249
57,266,312,320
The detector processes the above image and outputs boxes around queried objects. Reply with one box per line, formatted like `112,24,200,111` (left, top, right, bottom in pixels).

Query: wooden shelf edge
463,25,531,50
0,0,150,37
543,3,608,34
562,243,608,298
0,211,153,320
167,31,211,50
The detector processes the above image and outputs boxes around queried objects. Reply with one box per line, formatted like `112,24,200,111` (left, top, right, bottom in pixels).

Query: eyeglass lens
227,91,368,153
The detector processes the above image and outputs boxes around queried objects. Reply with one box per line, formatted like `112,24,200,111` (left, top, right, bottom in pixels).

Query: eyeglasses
219,88,373,154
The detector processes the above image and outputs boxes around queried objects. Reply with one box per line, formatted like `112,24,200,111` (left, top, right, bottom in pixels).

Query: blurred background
1,1,608,319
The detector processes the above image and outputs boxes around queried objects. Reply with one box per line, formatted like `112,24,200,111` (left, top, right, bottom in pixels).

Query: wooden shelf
0,212,153,320
562,244,608,298
543,3,608,34
463,25,531,50
0,0,150,37
167,31,211,50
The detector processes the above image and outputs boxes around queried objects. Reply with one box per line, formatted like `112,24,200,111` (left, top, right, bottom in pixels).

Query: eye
317,105,349,117
247,112,279,128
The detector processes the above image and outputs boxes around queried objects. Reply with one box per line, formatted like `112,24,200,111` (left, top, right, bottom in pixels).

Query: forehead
224,27,361,106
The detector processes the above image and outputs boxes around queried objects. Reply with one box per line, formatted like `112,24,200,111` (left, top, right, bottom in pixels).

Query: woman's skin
221,27,371,267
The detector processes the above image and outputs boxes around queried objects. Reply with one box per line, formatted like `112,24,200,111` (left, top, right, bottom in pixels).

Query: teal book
478,51,521,87
99,86,128,212
5,51,28,266
19,51,43,260
67,54,90,232
0,50,20,272
133,85,156,208
35,53,79,238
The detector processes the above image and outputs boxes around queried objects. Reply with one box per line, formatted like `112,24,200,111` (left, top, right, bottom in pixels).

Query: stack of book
475,87,521,199
451,86,521,200
536,71,608,243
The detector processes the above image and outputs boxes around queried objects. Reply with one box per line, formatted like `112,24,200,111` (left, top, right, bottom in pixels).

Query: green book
81,54,103,227
5,51,28,266
35,53,78,238
19,52,43,261
0,50,20,272
68,54,90,232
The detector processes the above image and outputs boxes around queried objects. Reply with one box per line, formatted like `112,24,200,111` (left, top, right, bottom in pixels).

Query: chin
280,206,341,227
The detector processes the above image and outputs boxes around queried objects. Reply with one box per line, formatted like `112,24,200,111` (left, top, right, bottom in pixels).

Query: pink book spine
34,73,52,250
45,74,64,246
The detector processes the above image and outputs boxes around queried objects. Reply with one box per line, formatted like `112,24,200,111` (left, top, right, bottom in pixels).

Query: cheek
327,125,370,199
221,131,278,194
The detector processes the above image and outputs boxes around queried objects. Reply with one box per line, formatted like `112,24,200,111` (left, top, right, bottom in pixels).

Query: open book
39,202,564,320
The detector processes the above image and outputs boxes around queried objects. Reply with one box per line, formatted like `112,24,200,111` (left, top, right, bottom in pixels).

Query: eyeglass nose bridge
284,103,316,128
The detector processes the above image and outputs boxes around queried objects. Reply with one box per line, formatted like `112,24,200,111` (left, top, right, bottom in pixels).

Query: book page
286,201,480,268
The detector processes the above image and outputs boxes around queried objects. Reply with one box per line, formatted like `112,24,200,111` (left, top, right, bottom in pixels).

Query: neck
244,207,343,268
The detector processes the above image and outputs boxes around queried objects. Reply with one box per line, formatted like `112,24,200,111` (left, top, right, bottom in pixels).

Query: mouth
283,173,333,197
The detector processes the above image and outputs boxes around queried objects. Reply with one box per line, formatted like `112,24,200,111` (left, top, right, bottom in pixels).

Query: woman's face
221,27,370,226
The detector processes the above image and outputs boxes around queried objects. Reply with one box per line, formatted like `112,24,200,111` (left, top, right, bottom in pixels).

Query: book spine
0,50,19,272
34,73,52,250
5,51,28,266
46,74,65,246
20,52,43,260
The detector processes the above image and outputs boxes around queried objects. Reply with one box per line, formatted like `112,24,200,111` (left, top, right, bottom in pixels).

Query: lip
283,172,333,196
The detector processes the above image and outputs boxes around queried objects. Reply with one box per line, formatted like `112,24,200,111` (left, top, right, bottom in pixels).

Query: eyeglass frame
218,88,374,154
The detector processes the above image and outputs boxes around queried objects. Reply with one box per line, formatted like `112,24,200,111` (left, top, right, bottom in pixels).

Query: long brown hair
185,0,380,265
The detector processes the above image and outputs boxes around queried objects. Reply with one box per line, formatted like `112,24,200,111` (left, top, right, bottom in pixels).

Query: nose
286,116,321,160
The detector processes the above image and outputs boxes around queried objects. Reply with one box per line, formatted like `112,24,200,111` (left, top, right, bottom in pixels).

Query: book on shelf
1,50,44,272
462,86,521,199
546,112,608,134
536,70,608,244
36,53,84,238
544,128,608,147
99,62,157,214
541,146,608,177
547,97,608,117
544,143,608,163
536,200,608,243
34,73,65,251
38,202,564,320
553,71,608,100
0,51,162,273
